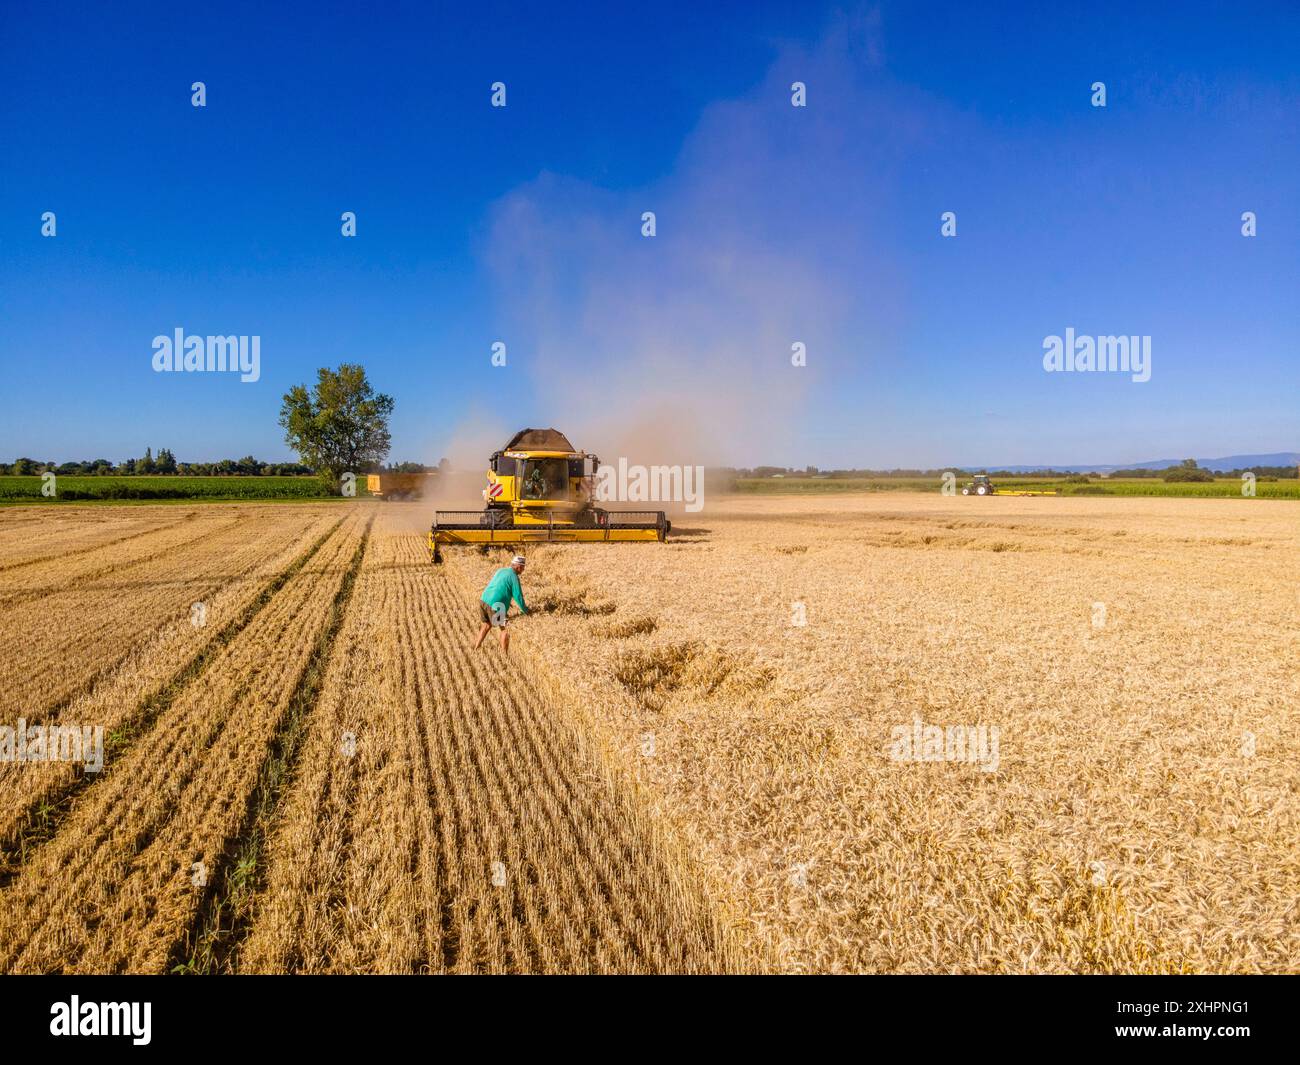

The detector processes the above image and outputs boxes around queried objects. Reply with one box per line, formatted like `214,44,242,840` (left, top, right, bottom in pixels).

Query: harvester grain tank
428,428,670,562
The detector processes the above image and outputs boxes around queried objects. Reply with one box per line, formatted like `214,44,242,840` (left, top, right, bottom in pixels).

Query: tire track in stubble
168,518,372,975
0,516,362,972
0,518,343,881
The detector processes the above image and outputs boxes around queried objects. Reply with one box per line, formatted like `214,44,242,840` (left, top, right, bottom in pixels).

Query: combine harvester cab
429,428,670,562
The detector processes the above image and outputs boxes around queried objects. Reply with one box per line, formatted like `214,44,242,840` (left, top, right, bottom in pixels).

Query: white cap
511,555,526,566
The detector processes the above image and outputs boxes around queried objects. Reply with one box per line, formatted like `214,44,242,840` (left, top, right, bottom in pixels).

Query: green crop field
735,477,934,493
0,475,340,503
734,476,1300,499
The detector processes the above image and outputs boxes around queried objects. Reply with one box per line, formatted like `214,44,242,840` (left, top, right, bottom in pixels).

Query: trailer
366,472,430,501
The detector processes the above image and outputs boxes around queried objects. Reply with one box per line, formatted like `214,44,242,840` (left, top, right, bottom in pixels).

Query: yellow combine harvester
428,428,670,562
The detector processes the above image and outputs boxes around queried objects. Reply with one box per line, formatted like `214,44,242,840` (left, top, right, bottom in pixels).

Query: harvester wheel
976,484,989,496
961,487,971,496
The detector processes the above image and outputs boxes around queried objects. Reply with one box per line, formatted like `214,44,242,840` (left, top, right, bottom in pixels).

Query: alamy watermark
50,997,150,1045
151,328,260,382
0,718,104,772
594,458,704,513
1042,328,1150,383
888,715,1000,773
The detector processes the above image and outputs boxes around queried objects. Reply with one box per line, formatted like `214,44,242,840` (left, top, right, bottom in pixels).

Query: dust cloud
477,8,921,476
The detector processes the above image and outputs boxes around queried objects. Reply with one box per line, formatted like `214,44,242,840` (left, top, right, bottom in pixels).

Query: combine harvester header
429,428,670,562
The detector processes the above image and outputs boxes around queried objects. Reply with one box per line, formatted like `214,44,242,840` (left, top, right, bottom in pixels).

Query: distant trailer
366,472,430,501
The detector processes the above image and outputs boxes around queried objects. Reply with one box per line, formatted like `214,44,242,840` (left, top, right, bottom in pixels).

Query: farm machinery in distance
960,474,1059,497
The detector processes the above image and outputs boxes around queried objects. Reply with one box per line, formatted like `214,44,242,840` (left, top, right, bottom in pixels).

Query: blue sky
1,1,1296,468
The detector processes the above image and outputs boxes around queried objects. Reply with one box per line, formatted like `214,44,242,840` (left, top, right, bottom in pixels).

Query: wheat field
0,494,1295,972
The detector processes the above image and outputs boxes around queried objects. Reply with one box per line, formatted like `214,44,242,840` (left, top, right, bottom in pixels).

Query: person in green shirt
473,554,528,652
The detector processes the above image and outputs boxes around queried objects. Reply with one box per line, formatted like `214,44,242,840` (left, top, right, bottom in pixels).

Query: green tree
1164,459,1213,483
12,457,35,476
279,364,394,491
156,448,177,474
140,447,156,474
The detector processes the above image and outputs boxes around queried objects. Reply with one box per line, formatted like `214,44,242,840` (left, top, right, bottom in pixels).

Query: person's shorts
479,600,508,627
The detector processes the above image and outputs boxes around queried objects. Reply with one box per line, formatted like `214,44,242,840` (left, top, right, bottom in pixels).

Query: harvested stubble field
0,495,1295,973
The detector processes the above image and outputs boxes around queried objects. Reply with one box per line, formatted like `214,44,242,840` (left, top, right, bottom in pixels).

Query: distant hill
968,452,1299,474
1132,453,1300,473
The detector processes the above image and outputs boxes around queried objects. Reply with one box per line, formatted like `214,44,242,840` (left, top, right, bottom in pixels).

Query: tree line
0,452,445,479
0,451,313,477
